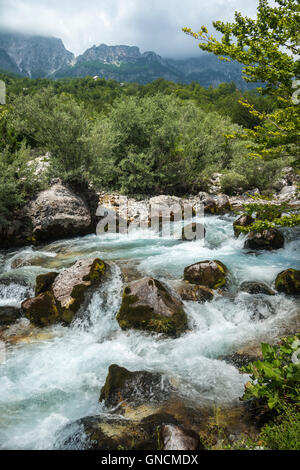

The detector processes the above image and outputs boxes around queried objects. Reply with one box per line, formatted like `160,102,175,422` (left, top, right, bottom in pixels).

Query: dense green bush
0,143,44,225
0,72,293,205
10,90,94,186
88,94,249,195
259,406,300,450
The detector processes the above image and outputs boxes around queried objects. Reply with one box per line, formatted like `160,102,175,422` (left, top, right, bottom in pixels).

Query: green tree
183,0,300,164
11,89,94,185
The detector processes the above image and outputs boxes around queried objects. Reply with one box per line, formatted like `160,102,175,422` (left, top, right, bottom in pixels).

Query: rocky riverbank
0,170,299,450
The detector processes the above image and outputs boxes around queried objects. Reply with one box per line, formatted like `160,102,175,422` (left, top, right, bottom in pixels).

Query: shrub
241,335,300,411
220,171,248,194
0,143,44,225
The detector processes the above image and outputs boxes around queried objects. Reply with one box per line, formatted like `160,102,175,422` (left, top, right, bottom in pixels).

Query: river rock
27,183,92,243
244,228,284,251
22,258,107,326
149,195,183,221
201,195,217,214
56,412,179,451
116,277,187,337
160,425,202,451
273,167,300,191
35,272,59,295
275,269,300,295
240,282,276,296
184,260,228,289
219,353,261,369
233,214,254,237
277,185,297,202
0,214,33,250
175,282,214,302
21,292,60,327
100,364,171,408
0,306,22,326
215,195,231,214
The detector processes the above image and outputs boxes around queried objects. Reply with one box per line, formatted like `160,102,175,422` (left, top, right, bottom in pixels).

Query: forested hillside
0,71,287,224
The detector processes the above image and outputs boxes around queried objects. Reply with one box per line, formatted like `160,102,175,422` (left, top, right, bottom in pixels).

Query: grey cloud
0,0,260,58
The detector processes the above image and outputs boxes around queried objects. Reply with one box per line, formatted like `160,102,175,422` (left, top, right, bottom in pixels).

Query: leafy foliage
0,143,45,225
183,0,300,164
236,201,300,232
241,335,300,410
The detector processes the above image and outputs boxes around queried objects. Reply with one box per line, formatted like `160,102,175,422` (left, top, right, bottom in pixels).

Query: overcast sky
0,0,261,58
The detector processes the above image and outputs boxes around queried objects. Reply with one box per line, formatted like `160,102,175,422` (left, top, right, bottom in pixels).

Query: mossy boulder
100,364,171,408
35,272,59,296
244,228,284,251
22,292,60,327
22,258,107,326
240,281,275,296
184,260,228,289
233,214,254,237
175,282,214,302
56,412,180,451
117,277,188,337
275,269,300,295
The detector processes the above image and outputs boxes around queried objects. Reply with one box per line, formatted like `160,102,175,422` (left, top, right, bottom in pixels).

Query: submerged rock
100,364,171,408
160,425,202,451
275,269,300,295
244,228,284,251
219,353,261,369
57,412,179,451
0,306,22,326
184,260,228,289
116,277,188,337
233,214,254,238
22,258,107,326
175,282,214,302
240,282,275,296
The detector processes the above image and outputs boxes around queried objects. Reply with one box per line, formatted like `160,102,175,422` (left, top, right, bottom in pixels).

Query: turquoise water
0,214,299,449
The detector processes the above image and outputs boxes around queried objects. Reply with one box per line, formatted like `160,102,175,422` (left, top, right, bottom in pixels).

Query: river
0,214,299,449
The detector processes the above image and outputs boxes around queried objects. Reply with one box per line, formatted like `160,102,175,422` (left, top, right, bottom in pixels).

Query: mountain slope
0,48,20,75
0,32,74,78
0,33,254,89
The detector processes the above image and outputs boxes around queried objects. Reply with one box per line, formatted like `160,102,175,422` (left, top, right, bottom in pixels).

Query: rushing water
0,214,299,449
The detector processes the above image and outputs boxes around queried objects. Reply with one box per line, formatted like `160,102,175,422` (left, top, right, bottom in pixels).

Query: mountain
0,32,74,78
0,32,254,89
0,48,20,74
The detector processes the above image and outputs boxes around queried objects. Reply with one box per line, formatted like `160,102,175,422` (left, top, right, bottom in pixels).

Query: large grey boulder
27,183,92,243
